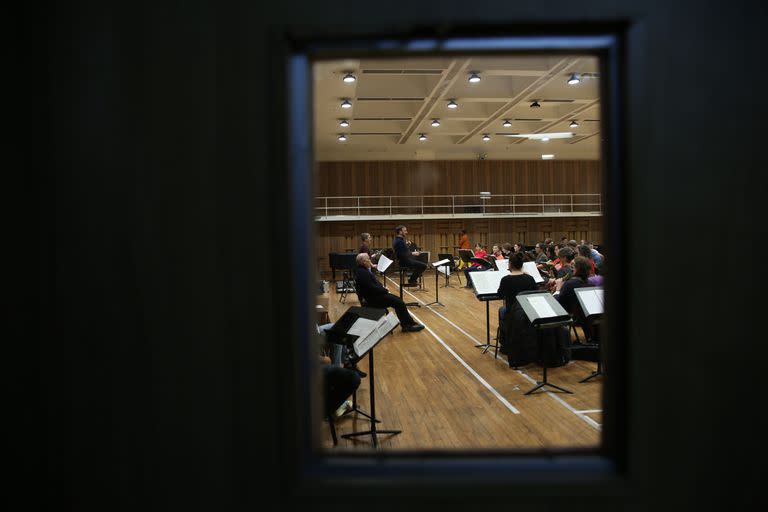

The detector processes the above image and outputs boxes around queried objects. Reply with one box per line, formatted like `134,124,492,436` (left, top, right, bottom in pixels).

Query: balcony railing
314,194,602,220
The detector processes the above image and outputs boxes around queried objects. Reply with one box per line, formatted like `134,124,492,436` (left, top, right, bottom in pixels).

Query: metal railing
314,194,602,219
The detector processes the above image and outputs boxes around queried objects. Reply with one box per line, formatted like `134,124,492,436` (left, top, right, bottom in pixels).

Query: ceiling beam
396,59,471,144
510,98,599,144
455,57,578,144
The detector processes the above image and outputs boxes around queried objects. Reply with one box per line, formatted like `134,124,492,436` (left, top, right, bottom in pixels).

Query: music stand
467,270,509,354
339,308,402,448
458,249,474,270
516,291,574,395
574,286,605,383
425,258,450,307
437,253,460,287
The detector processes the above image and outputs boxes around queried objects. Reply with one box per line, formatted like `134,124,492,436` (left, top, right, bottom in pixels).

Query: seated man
393,224,427,286
353,253,425,333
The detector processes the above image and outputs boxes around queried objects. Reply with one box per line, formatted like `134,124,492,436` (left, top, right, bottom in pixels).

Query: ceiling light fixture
418,133,427,141
503,132,574,140
340,99,352,109
482,134,490,142
530,100,541,108
541,154,555,160
447,99,458,109
342,72,356,83
569,120,579,128
431,119,440,127
502,119,512,128
337,134,347,142
468,72,481,83
339,119,349,127
567,72,580,85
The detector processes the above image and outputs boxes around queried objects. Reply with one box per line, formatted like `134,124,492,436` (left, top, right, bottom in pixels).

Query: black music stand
424,259,448,307
339,307,402,448
467,270,507,354
516,291,574,395
437,253,460,287
574,286,605,383
458,249,474,270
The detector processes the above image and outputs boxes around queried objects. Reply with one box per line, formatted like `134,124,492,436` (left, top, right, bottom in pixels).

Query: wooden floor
319,270,602,452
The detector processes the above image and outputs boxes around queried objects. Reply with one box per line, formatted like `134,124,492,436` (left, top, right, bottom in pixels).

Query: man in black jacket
353,253,425,332
392,225,427,286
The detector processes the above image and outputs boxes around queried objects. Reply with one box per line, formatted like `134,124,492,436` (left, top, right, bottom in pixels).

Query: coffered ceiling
313,55,601,161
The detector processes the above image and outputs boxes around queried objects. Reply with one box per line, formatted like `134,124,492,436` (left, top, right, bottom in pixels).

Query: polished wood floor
319,270,603,451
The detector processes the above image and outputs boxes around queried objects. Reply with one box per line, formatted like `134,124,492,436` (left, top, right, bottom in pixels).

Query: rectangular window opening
288,29,627,490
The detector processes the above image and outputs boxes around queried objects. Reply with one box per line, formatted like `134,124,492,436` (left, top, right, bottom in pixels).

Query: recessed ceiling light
502,119,512,128
431,119,440,127
542,154,555,160
482,134,490,142
541,137,550,142
530,100,541,108
337,134,347,142
468,72,481,83
418,133,427,141
567,72,580,85
340,99,352,109
447,99,458,109
339,119,349,127
569,120,579,128
342,72,356,83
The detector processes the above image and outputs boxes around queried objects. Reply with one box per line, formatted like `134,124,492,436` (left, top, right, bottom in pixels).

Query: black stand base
524,366,573,394
474,300,493,352
424,268,445,307
339,348,401,448
579,361,604,383
524,322,573,395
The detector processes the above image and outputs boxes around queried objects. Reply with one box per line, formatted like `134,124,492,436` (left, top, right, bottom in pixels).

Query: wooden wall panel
316,160,602,198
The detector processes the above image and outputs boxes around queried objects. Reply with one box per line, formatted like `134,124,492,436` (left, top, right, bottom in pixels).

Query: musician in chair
353,253,424,333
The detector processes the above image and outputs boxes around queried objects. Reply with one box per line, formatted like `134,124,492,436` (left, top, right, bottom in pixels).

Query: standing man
393,225,427,287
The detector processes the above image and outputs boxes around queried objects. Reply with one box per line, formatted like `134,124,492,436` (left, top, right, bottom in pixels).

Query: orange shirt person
458,229,470,250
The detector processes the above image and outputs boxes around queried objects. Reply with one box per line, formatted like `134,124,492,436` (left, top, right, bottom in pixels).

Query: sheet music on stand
575,286,604,318
495,259,509,272
522,261,545,283
432,258,451,276
516,291,569,325
469,269,510,298
352,311,399,358
326,306,388,348
377,254,393,273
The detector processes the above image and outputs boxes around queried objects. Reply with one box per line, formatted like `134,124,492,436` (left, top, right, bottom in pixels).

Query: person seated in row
546,246,576,291
496,251,539,367
463,243,489,287
393,224,426,287
353,253,425,333
553,255,596,341
501,242,513,258
358,232,378,269
490,244,504,260
577,244,596,275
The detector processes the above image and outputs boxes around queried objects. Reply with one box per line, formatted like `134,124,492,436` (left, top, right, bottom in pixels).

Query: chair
437,252,461,286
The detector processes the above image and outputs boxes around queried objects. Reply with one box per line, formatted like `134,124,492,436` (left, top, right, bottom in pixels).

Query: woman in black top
497,252,537,311
496,252,538,366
